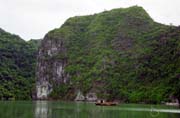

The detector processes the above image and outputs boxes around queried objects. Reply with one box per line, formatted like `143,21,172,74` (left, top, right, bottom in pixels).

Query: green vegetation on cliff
45,6,180,103
0,28,39,100
1,6,180,103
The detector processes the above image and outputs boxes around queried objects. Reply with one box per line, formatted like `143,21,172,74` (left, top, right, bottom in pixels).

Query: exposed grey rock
36,81,52,99
86,92,97,102
74,90,98,102
36,35,69,99
75,90,85,101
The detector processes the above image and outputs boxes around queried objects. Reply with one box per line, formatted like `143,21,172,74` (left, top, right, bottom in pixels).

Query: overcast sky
0,0,180,40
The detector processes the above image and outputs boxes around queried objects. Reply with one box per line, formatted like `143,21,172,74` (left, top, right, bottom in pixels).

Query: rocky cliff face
36,6,180,103
36,35,69,99
36,6,165,100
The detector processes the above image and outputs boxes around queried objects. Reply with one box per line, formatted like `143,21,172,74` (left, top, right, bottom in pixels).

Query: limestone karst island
0,1,180,118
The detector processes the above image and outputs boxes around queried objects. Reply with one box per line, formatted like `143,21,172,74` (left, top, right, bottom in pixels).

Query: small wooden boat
95,101,117,106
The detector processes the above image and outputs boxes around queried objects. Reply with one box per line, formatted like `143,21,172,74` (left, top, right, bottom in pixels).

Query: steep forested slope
1,6,178,103
0,28,39,100
36,6,180,103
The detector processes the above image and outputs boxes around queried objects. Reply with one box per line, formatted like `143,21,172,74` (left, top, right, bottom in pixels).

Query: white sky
0,0,180,40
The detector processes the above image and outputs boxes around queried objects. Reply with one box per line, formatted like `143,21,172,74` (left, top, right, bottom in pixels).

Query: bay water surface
0,101,180,118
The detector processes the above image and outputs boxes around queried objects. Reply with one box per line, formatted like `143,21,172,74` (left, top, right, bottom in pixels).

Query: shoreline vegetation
0,6,180,105
0,99,179,107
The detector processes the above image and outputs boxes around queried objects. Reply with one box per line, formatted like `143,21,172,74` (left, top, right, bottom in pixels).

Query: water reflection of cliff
34,101,180,118
35,101,51,118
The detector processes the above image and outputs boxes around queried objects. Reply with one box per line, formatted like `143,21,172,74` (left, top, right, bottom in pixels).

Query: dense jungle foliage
47,6,180,103
0,28,40,100
1,6,180,103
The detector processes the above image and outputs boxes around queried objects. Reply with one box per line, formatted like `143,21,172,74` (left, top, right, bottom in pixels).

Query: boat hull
95,102,117,106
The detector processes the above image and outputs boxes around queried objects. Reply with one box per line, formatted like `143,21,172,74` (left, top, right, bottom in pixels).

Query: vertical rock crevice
36,35,69,99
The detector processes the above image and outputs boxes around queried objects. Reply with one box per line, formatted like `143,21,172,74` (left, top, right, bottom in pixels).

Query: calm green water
0,101,180,118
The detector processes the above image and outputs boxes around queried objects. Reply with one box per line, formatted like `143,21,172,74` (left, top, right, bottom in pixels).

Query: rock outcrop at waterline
75,90,97,101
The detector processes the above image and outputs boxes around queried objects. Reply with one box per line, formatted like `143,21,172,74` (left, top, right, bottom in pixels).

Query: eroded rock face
36,35,69,99
75,90,85,101
86,93,97,102
75,90,98,102
36,81,52,100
